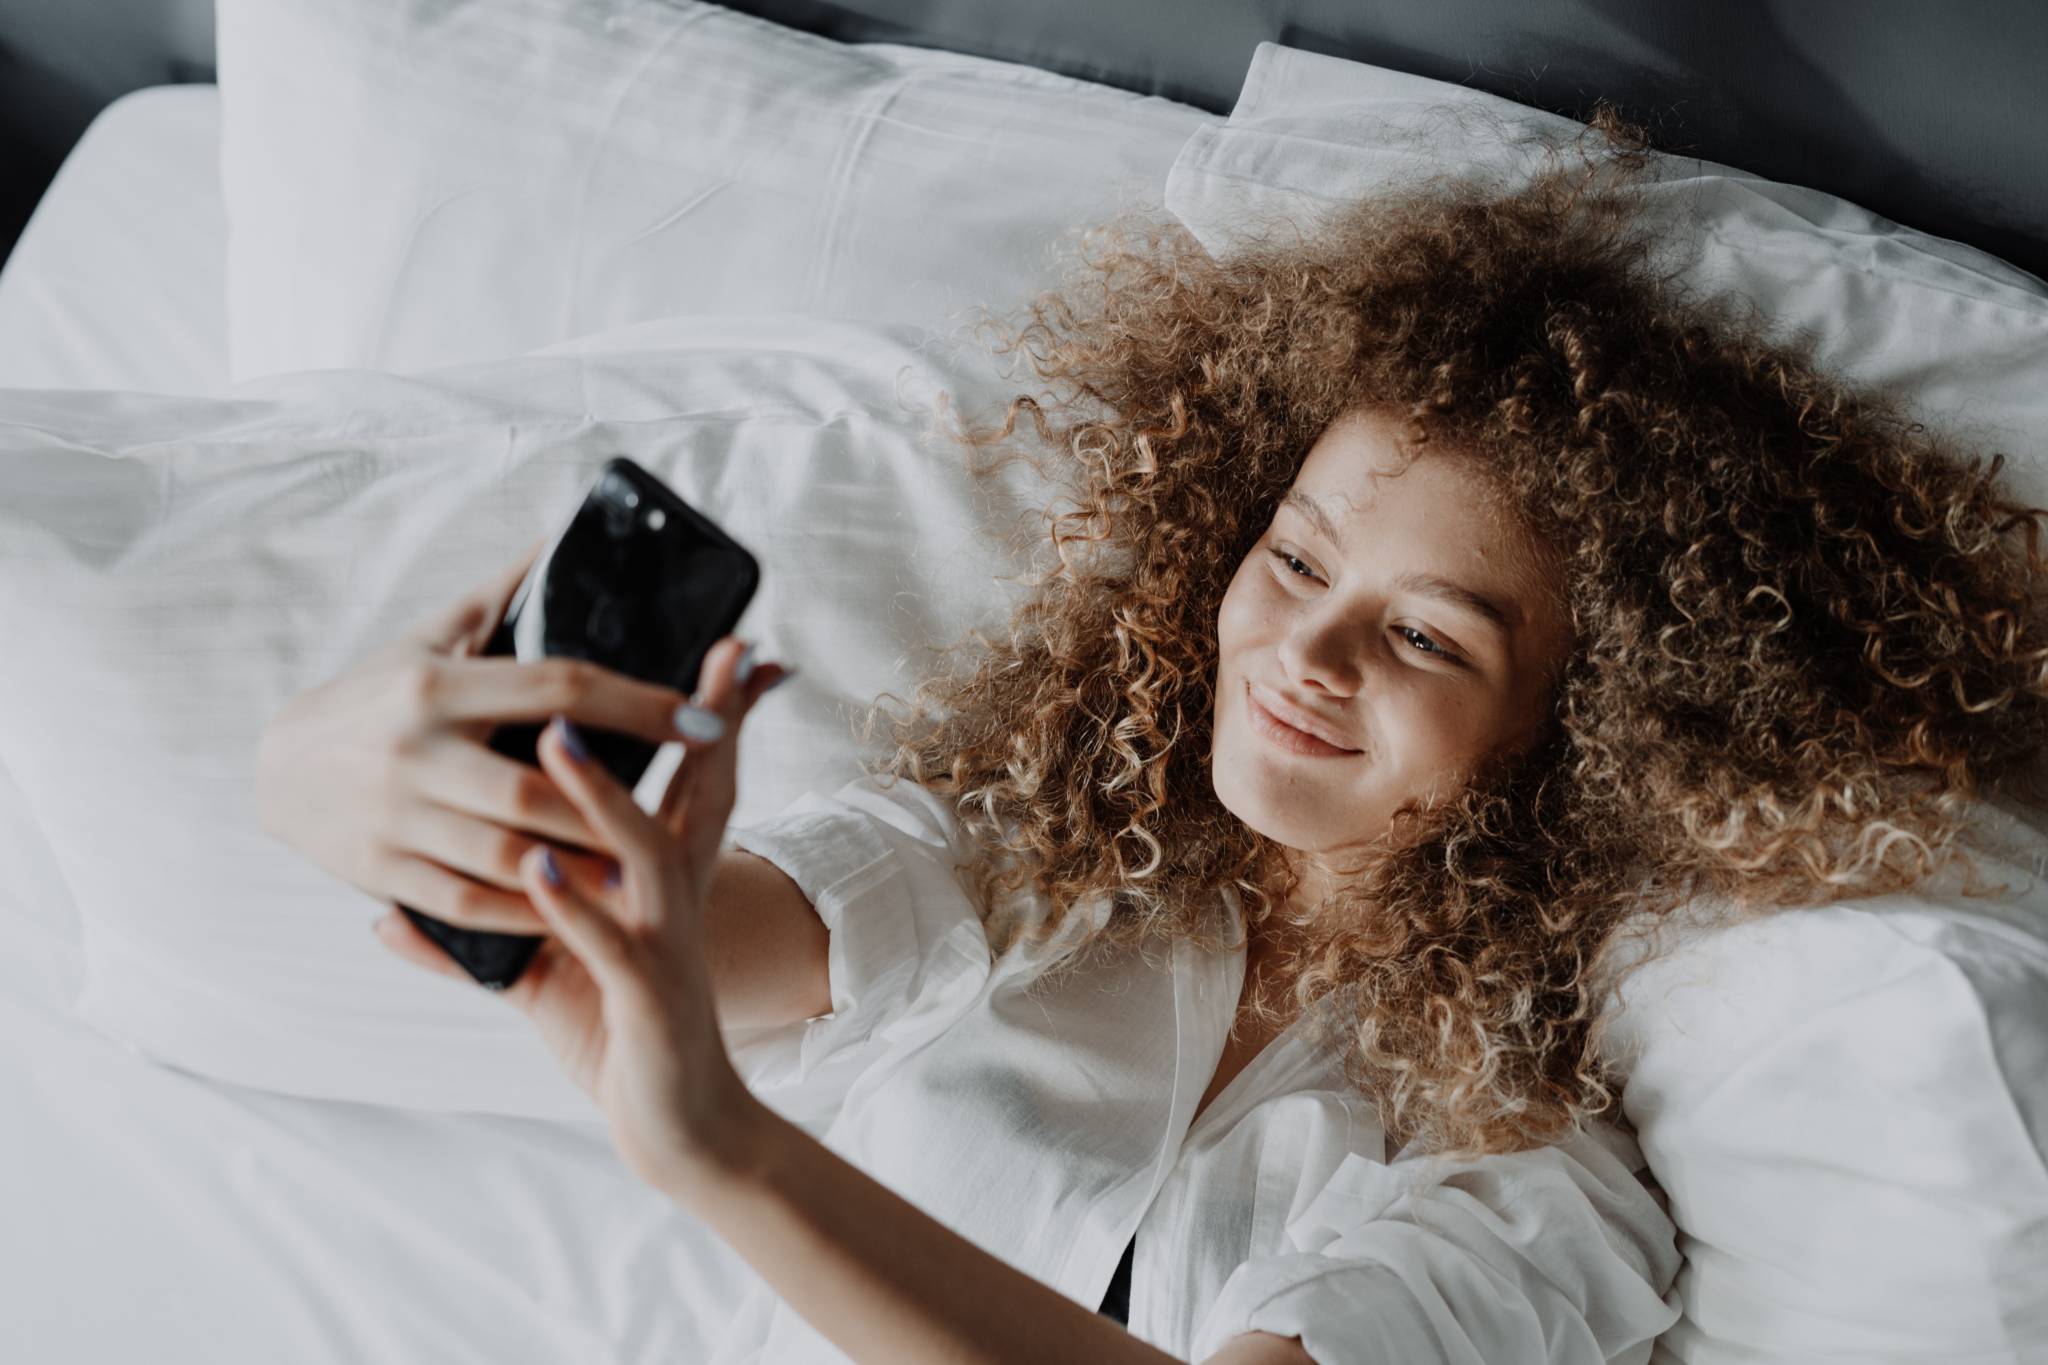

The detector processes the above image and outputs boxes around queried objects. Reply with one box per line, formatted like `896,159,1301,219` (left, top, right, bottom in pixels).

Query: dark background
3,0,2045,283
0,0,212,267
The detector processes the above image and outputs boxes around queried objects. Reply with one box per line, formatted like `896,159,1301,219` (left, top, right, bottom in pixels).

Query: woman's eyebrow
1283,488,1520,640
1284,488,1350,551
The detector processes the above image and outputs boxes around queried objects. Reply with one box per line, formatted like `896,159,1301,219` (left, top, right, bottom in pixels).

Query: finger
544,842,624,898
536,713,655,875
656,638,759,864
395,800,562,904
411,534,551,654
655,655,789,832
655,636,751,836
383,805,620,926
521,846,643,996
371,906,478,982
421,655,695,749
406,731,607,854
379,850,552,934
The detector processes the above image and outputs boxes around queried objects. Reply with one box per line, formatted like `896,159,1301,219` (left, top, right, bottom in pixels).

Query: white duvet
0,311,1055,1360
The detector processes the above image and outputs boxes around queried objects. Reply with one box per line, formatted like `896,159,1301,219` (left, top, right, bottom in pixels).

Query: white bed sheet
0,84,231,397
0,806,773,1363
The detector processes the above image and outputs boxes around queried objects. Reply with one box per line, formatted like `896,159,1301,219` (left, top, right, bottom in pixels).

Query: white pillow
0,313,1051,1120
214,0,1213,385
1164,43,2048,1363
1164,42,2048,509
1598,809,2048,1363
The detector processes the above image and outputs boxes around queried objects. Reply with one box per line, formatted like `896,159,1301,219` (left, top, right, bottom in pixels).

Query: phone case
397,457,761,991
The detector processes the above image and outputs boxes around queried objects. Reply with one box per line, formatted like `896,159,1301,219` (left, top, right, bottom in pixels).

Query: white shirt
706,773,1686,1363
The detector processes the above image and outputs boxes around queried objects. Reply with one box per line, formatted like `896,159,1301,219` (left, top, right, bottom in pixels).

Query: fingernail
603,862,621,889
552,715,589,763
540,847,564,887
734,641,757,687
672,703,726,743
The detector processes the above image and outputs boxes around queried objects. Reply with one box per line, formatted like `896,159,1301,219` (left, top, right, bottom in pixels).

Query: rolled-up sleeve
717,775,994,1127
1189,1118,1683,1364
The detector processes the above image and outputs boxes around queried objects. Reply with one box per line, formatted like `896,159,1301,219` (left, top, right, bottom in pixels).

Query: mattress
0,84,231,397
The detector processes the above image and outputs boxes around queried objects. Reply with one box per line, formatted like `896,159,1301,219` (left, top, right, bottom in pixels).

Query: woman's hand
375,635,793,1199
255,538,713,937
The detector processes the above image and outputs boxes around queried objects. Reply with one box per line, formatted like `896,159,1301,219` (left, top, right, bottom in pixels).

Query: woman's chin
1214,742,1332,845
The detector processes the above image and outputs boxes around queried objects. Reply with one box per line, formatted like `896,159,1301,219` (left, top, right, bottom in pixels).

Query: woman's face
1212,408,1575,898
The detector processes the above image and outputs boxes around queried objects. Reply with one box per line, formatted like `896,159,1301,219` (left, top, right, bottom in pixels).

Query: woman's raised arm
704,848,833,1031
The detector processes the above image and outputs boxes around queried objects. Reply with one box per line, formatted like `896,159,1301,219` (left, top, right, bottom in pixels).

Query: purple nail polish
540,847,564,887
555,715,589,763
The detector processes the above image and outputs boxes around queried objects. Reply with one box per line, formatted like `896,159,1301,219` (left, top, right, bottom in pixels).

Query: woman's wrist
659,1077,781,1207
659,1098,1185,1365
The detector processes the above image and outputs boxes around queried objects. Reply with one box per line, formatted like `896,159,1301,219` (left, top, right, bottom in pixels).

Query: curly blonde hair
849,104,2048,1162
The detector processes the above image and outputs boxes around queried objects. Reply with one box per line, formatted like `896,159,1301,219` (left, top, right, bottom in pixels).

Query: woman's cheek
1215,564,1265,643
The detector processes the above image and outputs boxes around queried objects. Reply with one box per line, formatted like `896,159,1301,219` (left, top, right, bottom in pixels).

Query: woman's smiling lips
1246,679,1363,758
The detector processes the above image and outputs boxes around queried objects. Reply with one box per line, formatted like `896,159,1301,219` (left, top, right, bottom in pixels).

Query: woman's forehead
1289,416,1568,627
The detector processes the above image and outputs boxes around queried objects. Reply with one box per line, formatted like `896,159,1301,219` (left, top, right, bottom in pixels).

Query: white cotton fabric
0,851,770,1365
214,0,1214,384
718,772,1687,1364
1163,42,2048,514
0,312,1060,1120
1598,795,2048,1365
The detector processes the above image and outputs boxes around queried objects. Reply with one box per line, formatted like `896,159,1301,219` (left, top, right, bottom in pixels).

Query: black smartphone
398,457,761,992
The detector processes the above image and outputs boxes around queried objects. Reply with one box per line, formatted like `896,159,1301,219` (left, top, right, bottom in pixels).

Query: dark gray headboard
0,1,214,155
0,0,215,262
3,0,2044,283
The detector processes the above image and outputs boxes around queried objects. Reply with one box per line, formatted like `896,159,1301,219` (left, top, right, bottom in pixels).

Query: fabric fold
723,775,995,1132
1190,1120,1683,1364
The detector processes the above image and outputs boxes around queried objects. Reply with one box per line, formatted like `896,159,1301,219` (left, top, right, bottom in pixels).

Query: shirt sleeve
1188,1116,1684,1365
716,774,995,1133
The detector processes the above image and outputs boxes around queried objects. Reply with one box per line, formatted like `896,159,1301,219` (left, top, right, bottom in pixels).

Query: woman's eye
1265,547,1460,664
1394,625,1453,660
1268,547,1317,581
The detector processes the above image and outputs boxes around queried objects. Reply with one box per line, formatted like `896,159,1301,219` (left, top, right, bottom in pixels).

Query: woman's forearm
671,1099,1185,1364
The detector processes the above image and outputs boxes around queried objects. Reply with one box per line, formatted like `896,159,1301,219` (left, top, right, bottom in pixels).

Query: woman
262,108,2048,1362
